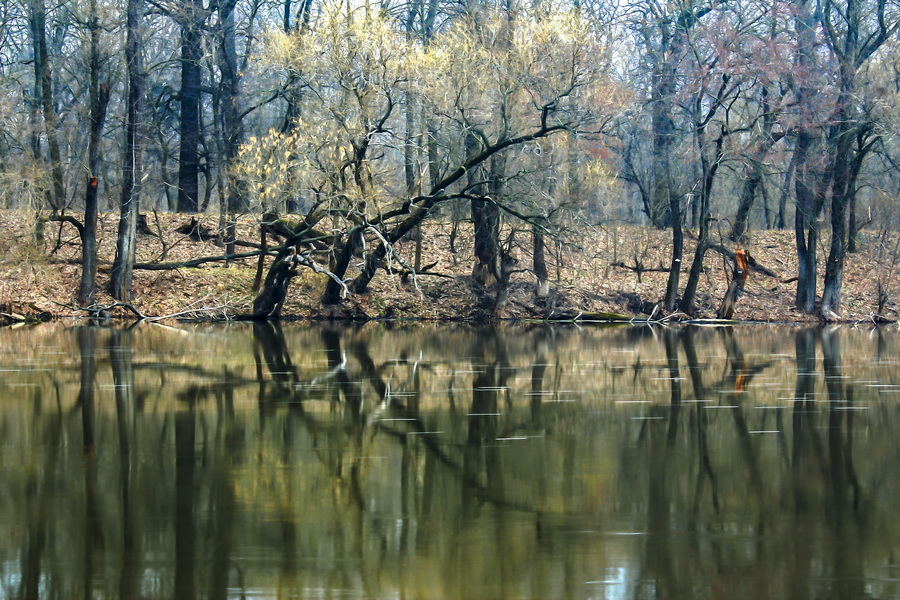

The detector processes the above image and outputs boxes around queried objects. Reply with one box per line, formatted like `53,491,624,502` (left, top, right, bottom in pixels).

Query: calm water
0,322,899,600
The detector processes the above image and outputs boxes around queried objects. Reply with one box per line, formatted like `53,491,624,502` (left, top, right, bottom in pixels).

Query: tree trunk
793,0,822,314
466,131,500,286
731,93,778,243
820,118,851,319
472,197,500,286
680,132,723,315
663,192,683,312
79,1,110,306
716,249,749,319
322,228,362,305
794,136,819,314
533,219,550,299
404,91,422,271
649,67,674,229
110,0,145,301
776,144,796,231
177,0,204,213
252,251,299,318
29,0,65,212
218,0,244,258
819,0,883,318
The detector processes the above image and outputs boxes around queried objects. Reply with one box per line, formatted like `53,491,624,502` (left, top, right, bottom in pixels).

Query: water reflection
0,323,899,599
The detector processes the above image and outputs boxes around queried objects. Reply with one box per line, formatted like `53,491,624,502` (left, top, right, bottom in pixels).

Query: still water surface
0,322,899,600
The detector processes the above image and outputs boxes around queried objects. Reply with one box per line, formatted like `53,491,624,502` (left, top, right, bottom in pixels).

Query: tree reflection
76,326,102,600
17,388,61,600
109,327,139,600
252,320,303,420
821,327,866,600
3,323,900,600
681,327,720,516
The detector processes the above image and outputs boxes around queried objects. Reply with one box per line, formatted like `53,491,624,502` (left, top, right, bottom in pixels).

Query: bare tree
818,0,897,318
28,0,65,212
110,0,146,301
176,0,207,213
79,0,111,305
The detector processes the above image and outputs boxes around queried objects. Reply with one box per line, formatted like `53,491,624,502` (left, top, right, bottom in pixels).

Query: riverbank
0,210,895,325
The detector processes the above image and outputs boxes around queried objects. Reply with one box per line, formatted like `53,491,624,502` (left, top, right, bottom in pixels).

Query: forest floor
1,209,898,325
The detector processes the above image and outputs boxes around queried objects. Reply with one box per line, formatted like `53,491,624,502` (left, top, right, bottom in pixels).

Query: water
0,322,899,600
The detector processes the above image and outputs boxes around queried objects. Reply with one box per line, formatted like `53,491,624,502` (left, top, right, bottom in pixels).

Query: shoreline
1,211,895,327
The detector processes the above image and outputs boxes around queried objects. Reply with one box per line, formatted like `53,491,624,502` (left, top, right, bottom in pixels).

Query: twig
54,296,244,322
54,300,148,320
294,251,350,299
366,225,426,300
135,249,266,270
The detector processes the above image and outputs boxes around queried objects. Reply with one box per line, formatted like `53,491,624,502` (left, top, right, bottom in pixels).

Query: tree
239,3,620,317
791,0,824,314
730,85,784,243
176,0,207,213
79,0,111,305
28,0,66,212
213,0,248,256
110,0,146,301
817,0,897,318
627,0,717,311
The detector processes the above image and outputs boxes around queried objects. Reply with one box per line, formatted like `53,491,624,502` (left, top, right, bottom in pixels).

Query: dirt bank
0,210,896,325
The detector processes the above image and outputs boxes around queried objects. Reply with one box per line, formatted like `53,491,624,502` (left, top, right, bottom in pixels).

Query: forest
2,0,900,321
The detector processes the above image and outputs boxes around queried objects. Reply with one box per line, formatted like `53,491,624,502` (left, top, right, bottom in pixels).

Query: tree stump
717,249,749,320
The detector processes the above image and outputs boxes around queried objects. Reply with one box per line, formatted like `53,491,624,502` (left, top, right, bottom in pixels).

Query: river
0,322,898,599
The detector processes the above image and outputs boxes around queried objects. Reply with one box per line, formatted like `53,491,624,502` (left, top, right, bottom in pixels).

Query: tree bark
252,253,299,318
533,218,550,299
649,42,675,230
793,0,821,314
794,130,820,314
680,130,724,315
466,131,500,286
663,192,683,312
217,0,245,259
731,89,780,243
80,1,110,306
819,0,886,318
29,0,65,212
177,0,205,213
321,228,362,305
110,0,145,301
716,249,749,319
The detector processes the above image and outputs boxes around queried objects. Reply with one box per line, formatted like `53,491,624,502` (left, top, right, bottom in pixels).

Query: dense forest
2,0,900,319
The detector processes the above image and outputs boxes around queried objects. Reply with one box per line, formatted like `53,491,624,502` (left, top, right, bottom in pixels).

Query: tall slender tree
215,0,246,255
110,0,146,301
79,0,110,305
28,0,65,212
176,0,206,213
818,0,896,318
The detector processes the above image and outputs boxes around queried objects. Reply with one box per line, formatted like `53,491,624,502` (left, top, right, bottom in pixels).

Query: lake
0,321,898,600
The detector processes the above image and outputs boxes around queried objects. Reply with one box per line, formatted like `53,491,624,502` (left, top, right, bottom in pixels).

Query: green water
0,322,898,599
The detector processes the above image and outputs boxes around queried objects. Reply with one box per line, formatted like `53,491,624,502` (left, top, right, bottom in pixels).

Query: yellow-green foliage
235,0,623,227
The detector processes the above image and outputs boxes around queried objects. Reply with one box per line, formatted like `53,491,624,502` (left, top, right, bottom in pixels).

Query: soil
0,209,897,325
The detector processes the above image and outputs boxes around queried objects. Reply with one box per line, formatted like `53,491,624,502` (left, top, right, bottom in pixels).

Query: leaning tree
238,2,623,318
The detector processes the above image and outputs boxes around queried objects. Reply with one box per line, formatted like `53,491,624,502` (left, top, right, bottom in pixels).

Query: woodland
1,0,900,323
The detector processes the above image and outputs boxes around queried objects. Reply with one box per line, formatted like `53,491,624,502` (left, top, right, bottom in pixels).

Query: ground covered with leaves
0,209,897,325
